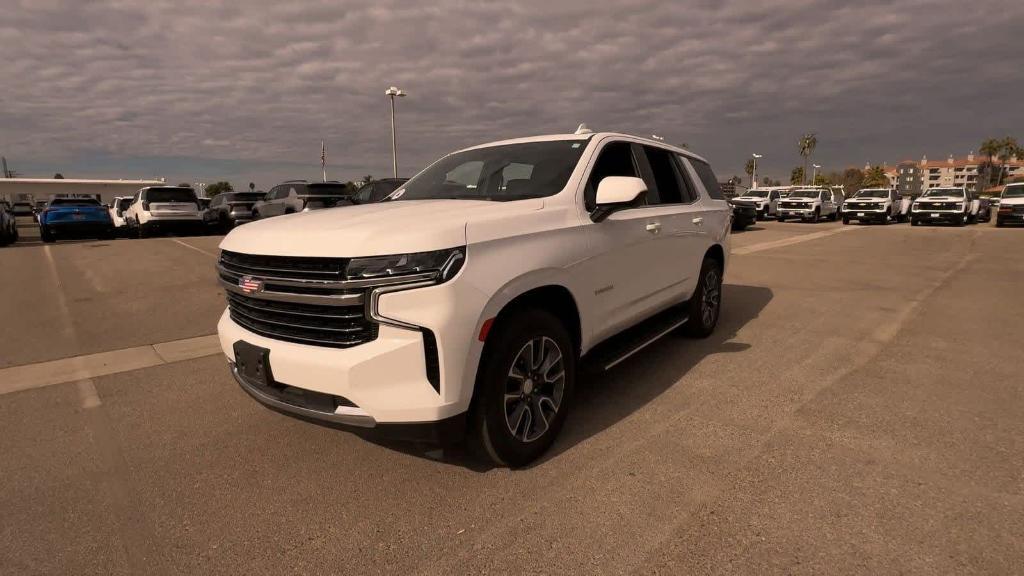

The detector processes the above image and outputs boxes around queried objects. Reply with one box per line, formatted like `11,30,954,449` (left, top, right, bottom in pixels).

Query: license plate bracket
234,340,274,387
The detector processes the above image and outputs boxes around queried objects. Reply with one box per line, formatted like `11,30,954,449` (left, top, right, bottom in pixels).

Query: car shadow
356,284,774,471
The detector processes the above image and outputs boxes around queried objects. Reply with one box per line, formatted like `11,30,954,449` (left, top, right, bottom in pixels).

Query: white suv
776,187,841,222
216,132,730,466
995,183,1024,227
124,186,203,237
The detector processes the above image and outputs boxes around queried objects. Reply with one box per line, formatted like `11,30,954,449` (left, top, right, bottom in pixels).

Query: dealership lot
2,217,1023,574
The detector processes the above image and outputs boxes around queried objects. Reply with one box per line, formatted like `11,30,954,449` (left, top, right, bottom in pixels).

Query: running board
584,306,689,371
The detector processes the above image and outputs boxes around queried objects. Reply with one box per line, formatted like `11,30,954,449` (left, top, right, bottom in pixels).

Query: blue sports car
38,197,115,243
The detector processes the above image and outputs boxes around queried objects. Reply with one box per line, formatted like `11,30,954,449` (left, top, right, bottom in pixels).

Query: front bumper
845,208,887,221
777,207,816,218
911,211,965,224
229,358,466,443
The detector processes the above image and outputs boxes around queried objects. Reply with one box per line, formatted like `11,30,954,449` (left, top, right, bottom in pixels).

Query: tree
863,165,888,188
840,167,864,193
728,175,743,185
979,138,1002,188
798,133,817,184
362,174,374,185
53,173,64,179
205,181,234,196
745,158,756,186
996,137,1019,185
762,176,772,186
790,166,804,185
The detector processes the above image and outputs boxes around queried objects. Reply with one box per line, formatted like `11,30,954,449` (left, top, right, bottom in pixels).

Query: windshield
394,140,587,202
117,198,133,210
1002,185,1024,198
788,190,820,198
743,191,769,198
855,189,889,198
146,188,197,203
922,188,964,198
49,198,101,207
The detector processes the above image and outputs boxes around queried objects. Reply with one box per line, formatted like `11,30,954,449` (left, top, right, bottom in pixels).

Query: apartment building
887,153,1023,195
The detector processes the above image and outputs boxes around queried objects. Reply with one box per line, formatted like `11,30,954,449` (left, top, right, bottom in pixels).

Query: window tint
642,146,692,205
586,141,638,210
145,188,197,203
446,161,484,188
689,158,724,200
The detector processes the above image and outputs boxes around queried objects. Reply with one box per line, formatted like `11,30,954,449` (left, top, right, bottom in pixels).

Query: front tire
471,309,575,467
842,217,850,225
684,257,723,338
41,227,55,243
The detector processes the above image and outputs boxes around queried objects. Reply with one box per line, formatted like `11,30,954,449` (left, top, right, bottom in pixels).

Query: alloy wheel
504,337,566,443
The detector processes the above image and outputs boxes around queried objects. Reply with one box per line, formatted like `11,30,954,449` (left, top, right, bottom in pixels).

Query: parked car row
0,200,19,245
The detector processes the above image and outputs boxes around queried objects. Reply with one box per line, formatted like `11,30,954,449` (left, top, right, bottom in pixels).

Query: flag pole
321,140,327,182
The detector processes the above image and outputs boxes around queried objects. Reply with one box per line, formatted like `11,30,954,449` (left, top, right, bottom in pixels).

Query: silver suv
252,181,353,219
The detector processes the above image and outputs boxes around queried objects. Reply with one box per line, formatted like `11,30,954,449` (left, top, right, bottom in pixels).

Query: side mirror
592,176,647,222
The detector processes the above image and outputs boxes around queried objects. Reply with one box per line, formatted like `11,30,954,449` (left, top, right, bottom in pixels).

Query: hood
999,196,1024,206
734,196,766,202
220,198,543,257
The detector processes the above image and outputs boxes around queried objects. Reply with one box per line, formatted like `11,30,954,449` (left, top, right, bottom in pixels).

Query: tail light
142,201,150,211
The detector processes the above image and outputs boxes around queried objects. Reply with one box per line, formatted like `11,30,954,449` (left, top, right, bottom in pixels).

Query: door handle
692,217,704,225
645,222,661,234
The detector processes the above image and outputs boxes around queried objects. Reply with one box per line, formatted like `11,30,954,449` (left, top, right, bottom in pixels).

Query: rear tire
470,308,575,468
41,227,55,243
842,217,850,225
776,215,785,223
684,257,723,339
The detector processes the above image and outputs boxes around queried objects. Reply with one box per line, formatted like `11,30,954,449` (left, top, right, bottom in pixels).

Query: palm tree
863,166,887,188
798,133,817,184
979,138,1002,188
790,166,804,185
745,158,756,186
996,137,1019,185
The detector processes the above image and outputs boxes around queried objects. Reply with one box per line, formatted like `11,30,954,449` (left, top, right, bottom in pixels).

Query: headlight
954,203,964,211
347,247,465,283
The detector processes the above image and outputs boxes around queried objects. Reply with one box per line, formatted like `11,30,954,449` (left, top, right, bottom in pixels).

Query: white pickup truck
842,188,903,224
216,131,731,466
731,188,784,220
776,187,841,222
996,183,1024,227
910,186,980,226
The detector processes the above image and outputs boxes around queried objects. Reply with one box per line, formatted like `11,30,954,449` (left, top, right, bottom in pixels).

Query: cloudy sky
2,0,1022,188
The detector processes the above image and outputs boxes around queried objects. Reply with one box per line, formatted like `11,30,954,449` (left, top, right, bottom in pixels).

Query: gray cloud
2,0,1022,186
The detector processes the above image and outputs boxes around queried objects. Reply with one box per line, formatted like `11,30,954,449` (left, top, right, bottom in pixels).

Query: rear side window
586,141,639,210
641,146,695,205
689,159,724,200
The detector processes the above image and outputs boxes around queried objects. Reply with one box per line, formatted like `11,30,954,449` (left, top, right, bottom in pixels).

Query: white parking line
732,225,862,255
169,238,218,258
0,334,222,397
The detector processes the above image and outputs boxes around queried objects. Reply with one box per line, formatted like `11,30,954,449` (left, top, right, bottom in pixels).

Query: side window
689,159,724,200
821,191,828,202
447,161,484,189
641,145,692,205
266,186,279,200
586,141,639,211
500,163,534,192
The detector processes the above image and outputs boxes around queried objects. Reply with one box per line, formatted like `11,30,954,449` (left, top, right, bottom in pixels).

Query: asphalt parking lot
2,215,1022,574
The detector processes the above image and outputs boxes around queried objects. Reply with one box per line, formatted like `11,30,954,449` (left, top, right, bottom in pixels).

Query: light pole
751,153,762,189
385,86,406,178
812,164,821,185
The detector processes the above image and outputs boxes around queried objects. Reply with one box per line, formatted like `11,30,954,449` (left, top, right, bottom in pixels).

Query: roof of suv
458,132,710,164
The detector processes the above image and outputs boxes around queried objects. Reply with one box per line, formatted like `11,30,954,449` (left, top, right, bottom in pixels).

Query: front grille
227,292,377,348
917,201,959,211
780,202,810,209
1013,205,1024,214
220,250,348,280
